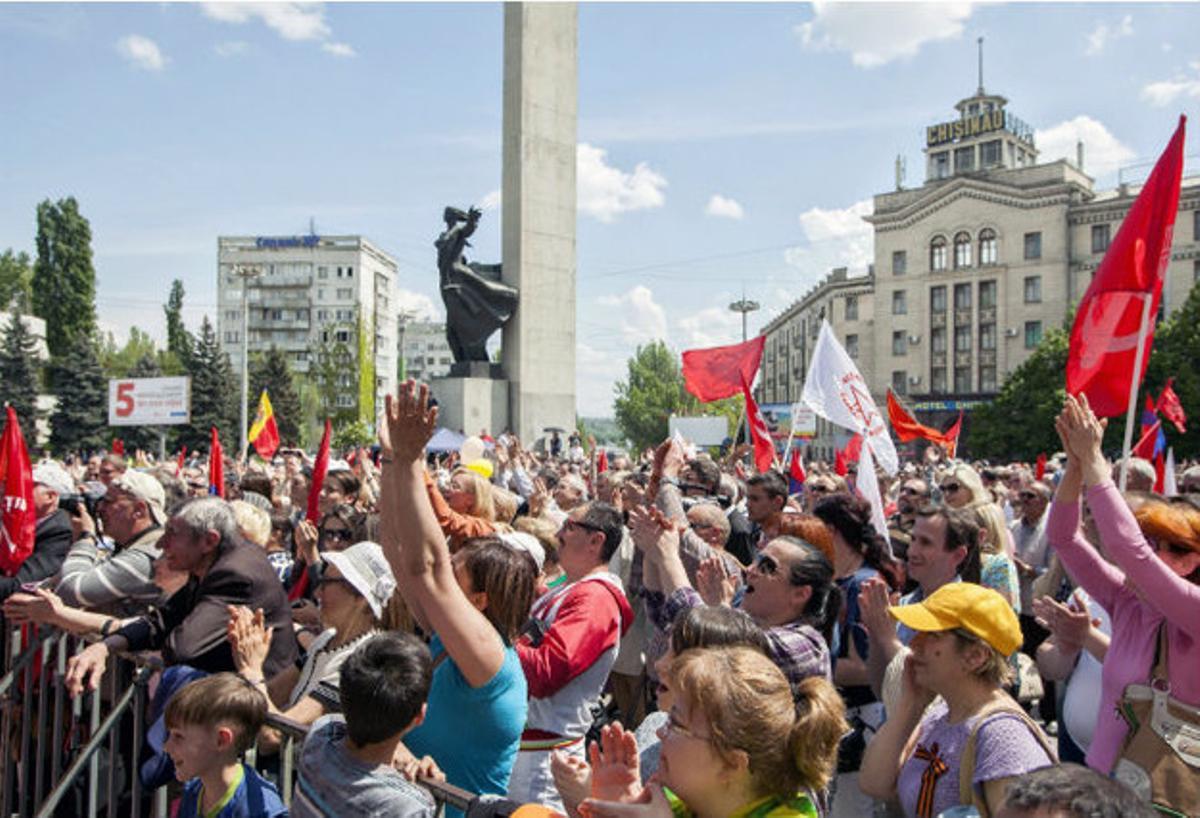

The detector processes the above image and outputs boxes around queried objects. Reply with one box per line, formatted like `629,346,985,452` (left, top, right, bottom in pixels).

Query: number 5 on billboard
115,382,135,417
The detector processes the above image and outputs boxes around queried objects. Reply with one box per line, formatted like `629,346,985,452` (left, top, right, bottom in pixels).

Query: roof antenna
977,36,984,95
309,216,316,236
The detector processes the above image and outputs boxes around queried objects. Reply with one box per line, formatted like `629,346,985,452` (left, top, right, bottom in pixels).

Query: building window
335,329,351,343
346,266,354,277
892,250,907,276
979,280,996,310
954,146,975,173
979,228,997,265
845,296,858,321
337,288,353,299
980,139,1002,167
955,325,971,352
979,365,997,392
1194,209,1200,241
930,236,948,271
932,152,950,179
1024,231,1042,260
1025,320,1043,349
317,288,325,300
954,283,972,310
1091,223,1111,254
317,266,328,279
980,322,996,351
954,367,972,393
931,327,947,353
892,371,908,396
892,290,907,315
954,232,973,269
931,285,947,312
845,334,859,359
317,309,329,321
224,309,239,321
1024,276,1042,303
892,331,907,356
931,367,947,394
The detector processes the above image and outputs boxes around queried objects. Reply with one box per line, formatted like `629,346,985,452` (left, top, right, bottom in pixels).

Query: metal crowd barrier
0,625,477,818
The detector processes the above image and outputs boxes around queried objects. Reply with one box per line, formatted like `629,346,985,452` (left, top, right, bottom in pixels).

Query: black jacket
0,509,73,603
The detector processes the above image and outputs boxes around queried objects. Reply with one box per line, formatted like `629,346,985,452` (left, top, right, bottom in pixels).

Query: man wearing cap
55,470,166,615
65,497,298,696
0,462,76,603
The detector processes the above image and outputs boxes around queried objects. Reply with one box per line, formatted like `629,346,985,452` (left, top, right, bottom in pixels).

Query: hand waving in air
384,380,440,466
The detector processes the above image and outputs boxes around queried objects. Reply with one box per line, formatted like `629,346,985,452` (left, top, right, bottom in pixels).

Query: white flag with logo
856,438,892,556
801,321,899,475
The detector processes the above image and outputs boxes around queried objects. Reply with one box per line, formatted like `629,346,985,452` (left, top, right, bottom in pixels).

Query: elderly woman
576,646,847,818
425,465,501,550
1048,394,1200,802
859,583,1055,817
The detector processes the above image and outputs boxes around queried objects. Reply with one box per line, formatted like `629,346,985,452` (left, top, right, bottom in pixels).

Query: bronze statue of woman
435,206,518,363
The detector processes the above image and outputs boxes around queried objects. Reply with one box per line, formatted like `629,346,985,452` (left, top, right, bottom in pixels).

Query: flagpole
1117,293,1155,492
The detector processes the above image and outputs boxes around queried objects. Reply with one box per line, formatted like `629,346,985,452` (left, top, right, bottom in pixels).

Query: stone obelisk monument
501,2,578,443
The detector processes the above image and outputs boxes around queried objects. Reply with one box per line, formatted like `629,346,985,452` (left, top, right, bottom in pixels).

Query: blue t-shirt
176,763,288,818
404,634,527,817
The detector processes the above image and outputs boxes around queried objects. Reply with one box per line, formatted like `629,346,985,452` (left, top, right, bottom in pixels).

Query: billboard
108,377,192,426
668,415,729,447
760,403,818,439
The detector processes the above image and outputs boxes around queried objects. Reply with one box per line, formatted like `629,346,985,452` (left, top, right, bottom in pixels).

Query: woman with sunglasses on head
227,540,400,754
1047,394,1200,804
577,646,847,818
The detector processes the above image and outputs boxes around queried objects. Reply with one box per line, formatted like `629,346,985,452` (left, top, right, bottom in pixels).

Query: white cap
110,470,167,524
33,462,74,497
498,532,545,573
321,541,396,620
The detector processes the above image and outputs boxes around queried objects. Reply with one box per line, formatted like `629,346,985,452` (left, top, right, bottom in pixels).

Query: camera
60,483,107,522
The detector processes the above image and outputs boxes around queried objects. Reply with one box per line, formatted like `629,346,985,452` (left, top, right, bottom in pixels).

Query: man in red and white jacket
508,501,632,808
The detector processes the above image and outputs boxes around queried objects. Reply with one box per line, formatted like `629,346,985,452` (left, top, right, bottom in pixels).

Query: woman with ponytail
577,646,848,818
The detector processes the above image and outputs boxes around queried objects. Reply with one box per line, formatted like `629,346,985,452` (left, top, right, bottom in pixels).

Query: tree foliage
250,346,303,446
179,316,238,452
0,304,44,429
333,419,375,452
48,333,108,455
32,197,96,363
307,331,358,430
0,250,33,311
164,279,194,372
98,327,159,379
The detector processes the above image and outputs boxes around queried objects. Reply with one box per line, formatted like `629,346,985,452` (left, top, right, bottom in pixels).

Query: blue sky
2,2,1198,418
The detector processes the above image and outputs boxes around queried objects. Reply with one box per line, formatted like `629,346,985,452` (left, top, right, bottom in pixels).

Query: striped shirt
54,526,163,615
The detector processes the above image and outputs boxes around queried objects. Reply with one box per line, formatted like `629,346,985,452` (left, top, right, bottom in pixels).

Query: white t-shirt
1061,591,1112,754
288,628,381,710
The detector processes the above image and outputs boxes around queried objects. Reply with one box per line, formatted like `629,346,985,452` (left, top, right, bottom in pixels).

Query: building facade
760,83,1200,452
216,234,398,423
400,319,453,383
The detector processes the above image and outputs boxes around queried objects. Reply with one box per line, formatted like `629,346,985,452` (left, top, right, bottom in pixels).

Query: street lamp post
728,293,761,449
233,264,263,459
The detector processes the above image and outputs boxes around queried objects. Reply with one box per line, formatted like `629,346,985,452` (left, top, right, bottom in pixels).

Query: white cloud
116,34,167,71
784,198,874,276
480,189,502,211
396,288,442,321
1035,115,1135,178
674,305,745,350
321,41,355,58
597,285,668,344
1084,14,1133,56
577,143,667,222
1141,62,1200,107
576,340,628,418
214,40,250,57
201,2,330,41
795,1,973,69
705,194,744,220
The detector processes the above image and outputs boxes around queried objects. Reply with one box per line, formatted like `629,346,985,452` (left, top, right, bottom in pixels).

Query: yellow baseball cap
888,582,1022,657
465,458,494,479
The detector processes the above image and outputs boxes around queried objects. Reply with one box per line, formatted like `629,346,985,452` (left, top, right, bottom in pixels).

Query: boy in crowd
293,633,437,818
163,673,287,818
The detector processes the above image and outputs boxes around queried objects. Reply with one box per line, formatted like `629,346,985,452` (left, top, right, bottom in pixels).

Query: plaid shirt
646,586,831,691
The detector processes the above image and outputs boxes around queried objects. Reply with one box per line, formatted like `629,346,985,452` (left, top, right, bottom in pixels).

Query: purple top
1045,482,1200,774
895,700,1053,818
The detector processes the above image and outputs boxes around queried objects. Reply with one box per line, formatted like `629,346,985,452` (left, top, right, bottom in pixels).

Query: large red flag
1066,116,1186,416
682,336,766,402
789,447,806,485
1156,378,1187,433
0,407,35,576
307,419,332,525
1035,453,1047,481
887,390,961,456
741,377,775,473
209,427,225,498
941,411,963,459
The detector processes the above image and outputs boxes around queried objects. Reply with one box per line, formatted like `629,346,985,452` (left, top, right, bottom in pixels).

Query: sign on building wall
108,377,192,426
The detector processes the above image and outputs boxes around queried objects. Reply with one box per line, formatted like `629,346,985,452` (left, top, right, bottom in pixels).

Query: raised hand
588,722,642,804
579,785,671,818
858,577,898,642
384,380,440,465
1032,592,1097,653
551,749,593,817
696,555,738,607
226,605,272,678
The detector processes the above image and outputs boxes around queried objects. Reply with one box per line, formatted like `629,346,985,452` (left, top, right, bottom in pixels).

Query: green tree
164,279,194,372
0,250,33,311
0,304,43,429
333,419,375,452
1142,278,1200,458
307,330,358,428
32,197,97,363
250,346,303,446
180,316,238,452
48,333,108,455
98,326,159,379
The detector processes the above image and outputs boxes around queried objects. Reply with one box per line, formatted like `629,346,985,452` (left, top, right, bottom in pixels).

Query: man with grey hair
65,497,297,697
1180,464,1200,495
1110,456,1156,492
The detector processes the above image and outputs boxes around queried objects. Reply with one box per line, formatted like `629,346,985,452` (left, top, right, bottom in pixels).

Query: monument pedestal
429,376,510,437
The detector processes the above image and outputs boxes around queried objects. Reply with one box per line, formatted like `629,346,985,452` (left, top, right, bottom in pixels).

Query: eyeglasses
321,528,353,543
311,563,353,590
901,486,927,496
563,518,605,535
658,712,712,743
939,483,961,493
751,552,780,576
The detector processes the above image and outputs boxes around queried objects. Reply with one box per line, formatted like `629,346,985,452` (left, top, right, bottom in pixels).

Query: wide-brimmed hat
321,541,396,620
888,582,1021,657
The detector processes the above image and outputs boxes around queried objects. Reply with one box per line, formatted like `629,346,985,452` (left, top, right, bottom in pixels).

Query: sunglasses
321,528,353,542
752,552,780,576
940,483,962,493
311,562,353,590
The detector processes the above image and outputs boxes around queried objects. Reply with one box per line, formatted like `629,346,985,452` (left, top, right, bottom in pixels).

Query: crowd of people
2,385,1198,818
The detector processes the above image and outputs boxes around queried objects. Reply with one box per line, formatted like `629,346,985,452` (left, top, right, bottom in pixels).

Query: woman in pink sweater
1046,394,1200,776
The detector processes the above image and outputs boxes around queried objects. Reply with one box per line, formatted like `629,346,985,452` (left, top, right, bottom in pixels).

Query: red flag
941,411,963,459
789,447,806,485
1154,452,1166,493
843,433,863,463
175,446,187,478
209,427,225,498
1156,378,1187,433
112,438,125,456
307,419,332,525
1067,117,1186,417
834,448,848,477
741,377,775,473
682,336,766,402
888,390,961,456
0,407,35,576
1132,419,1163,460
1035,453,1047,481
596,448,609,474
